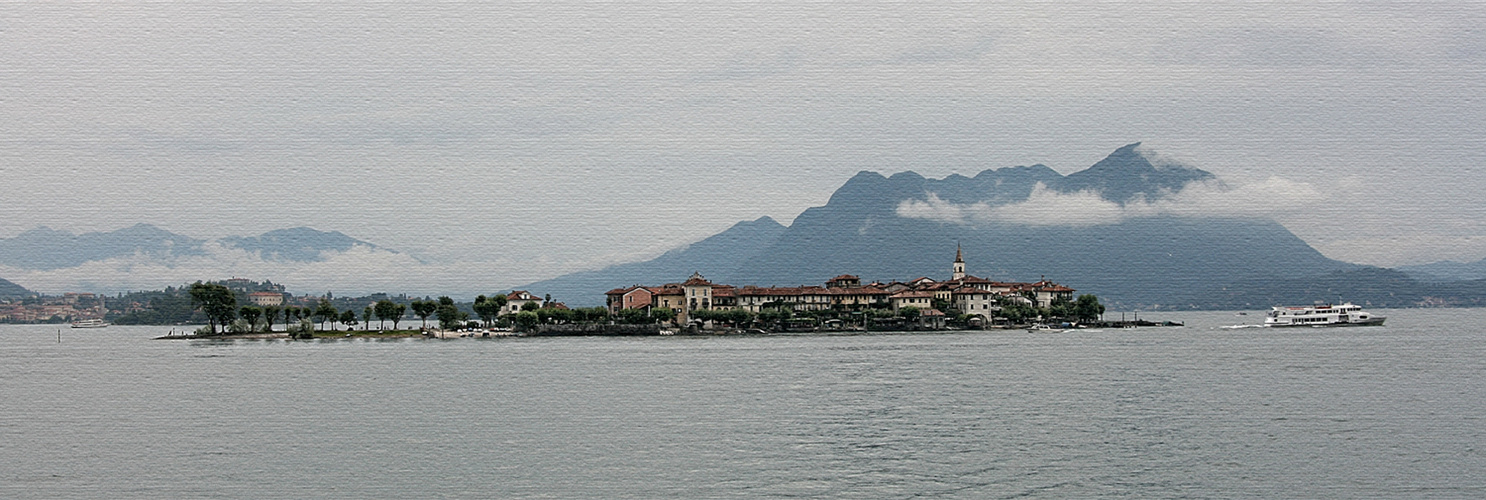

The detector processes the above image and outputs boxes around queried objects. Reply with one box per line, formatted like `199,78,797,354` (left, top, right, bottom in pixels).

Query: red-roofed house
504,290,544,314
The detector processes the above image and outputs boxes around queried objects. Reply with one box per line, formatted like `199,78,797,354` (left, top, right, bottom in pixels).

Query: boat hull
1267,317,1385,327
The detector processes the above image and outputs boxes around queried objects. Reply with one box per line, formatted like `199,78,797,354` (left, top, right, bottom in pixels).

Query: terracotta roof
737,286,831,296
827,287,890,296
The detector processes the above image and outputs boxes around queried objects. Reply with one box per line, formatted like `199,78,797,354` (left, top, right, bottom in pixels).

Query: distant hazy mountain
517,216,787,305
0,224,205,271
0,225,386,272
0,276,32,298
220,227,380,262
1396,258,1486,282
1197,267,1486,309
523,144,1366,308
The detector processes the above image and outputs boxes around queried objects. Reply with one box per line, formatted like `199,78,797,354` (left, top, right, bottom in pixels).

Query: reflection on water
2,309,1484,498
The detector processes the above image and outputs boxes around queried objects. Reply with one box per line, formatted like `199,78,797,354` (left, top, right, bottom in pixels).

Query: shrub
226,319,251,334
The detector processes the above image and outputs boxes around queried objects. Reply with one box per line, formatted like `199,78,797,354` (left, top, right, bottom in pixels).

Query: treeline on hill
1192,268,1486,310
109,279,446,327
108,286,205,325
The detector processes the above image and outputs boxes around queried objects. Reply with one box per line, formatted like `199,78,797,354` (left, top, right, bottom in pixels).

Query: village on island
3,246,1139,338
599,245,1097,334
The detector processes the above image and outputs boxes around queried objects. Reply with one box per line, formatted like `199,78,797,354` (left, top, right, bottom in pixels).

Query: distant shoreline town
2,246,1115,336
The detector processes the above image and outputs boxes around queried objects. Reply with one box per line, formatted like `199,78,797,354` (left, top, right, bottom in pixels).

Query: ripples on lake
3,309,1484,498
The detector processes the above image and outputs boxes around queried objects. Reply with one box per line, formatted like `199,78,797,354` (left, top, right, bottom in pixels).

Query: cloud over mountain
892,143,1321,227
219,227,385,263
898,176,1322,227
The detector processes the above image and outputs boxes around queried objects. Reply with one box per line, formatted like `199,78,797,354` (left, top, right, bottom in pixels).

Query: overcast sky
3,2,1485,294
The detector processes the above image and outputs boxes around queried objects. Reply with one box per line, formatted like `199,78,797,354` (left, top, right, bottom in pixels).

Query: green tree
617,308,648,324
373,300,397,330
188,282,236,335
492,294,509,319
757,308,791,328
547,307,575,324
588,307,613,323
339,309,359,330
1048,296,1073,320
313,298,338,331
392,303,407,330
362,306,373,331
1072,294,1106,323
899,306,922,323
650,307,676,324
521,301,540,312
514,310,540,331
261,304,280,332
239,305,263,333
472,295,500,326
435,296,464,330
410,299,437,329
999,300,1037,323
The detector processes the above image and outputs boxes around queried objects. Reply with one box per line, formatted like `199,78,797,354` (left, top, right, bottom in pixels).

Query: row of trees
998,294,1106,324
187,281,482,335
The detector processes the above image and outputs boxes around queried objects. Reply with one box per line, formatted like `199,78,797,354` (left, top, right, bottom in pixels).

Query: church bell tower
953,243,966,280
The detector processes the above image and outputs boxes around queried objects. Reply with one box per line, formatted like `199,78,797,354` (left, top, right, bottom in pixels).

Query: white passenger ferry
1264,303,1385,327
70,319,110,329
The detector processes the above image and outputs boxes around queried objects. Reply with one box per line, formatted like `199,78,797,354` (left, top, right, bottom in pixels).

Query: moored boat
1264,303,1385,327
70,319,110,329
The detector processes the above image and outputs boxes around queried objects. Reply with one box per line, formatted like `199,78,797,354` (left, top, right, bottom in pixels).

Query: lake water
3,309,1484,498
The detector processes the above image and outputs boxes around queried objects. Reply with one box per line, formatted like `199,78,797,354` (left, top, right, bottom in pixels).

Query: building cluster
0,293,112,323
604,246,1074,325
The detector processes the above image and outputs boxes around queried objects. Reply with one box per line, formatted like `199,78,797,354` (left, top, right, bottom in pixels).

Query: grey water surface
3,309,1484,498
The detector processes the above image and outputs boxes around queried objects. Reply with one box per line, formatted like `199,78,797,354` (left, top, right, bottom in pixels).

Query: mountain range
6,143,1486,309
218,227,381,262
1396,258,1486,282
520,143,1483,309
0,225,380,273
0,224,207,271
0,277,31,298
